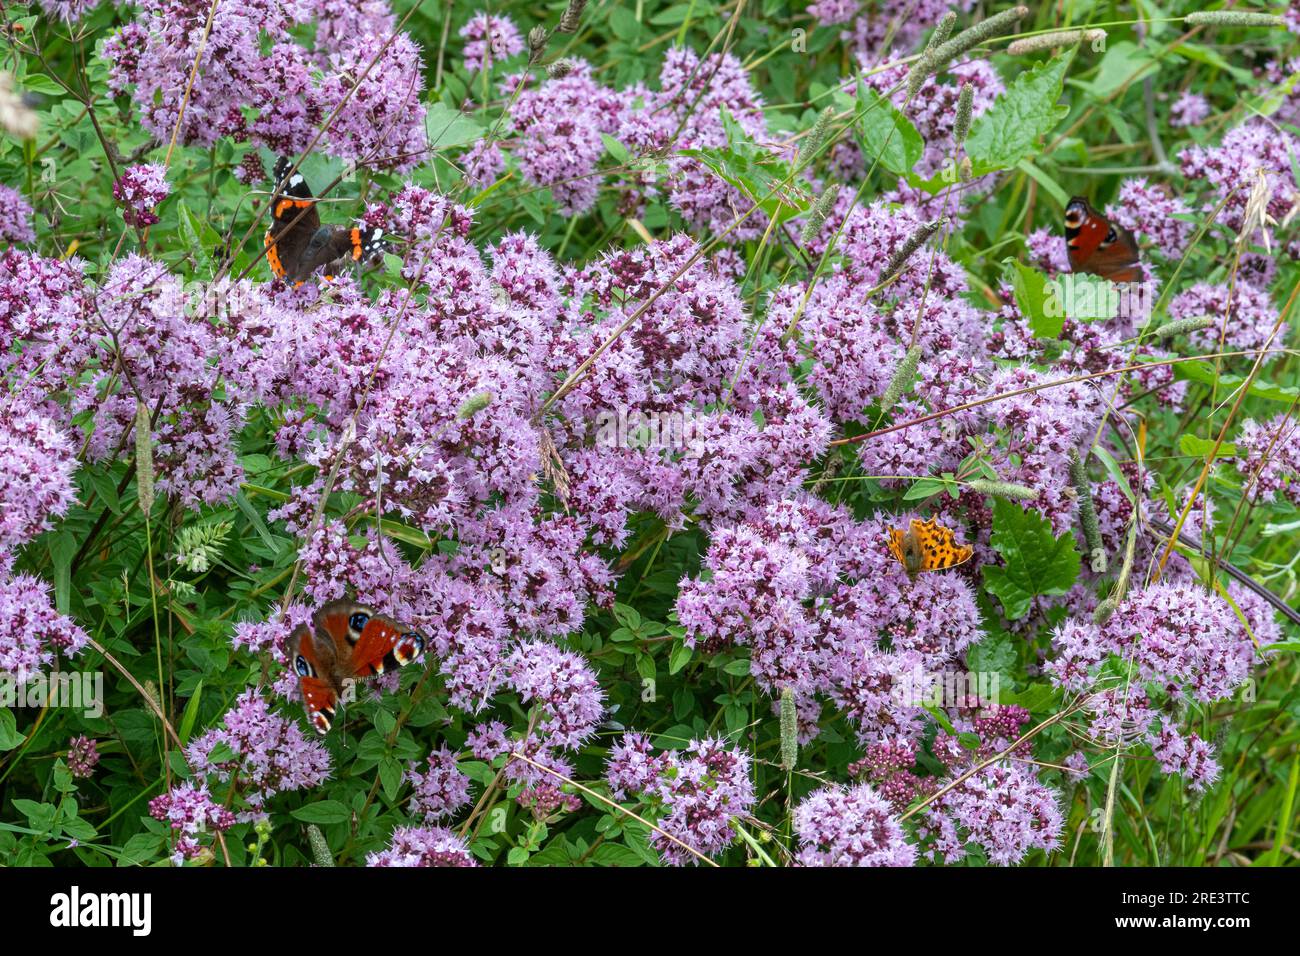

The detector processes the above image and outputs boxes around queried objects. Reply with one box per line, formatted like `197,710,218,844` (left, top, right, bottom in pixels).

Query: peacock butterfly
287,601,426,735
1064,196,1142,283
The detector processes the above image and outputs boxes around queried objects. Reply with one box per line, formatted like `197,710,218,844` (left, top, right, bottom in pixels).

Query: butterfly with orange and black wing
886,516,974,580
265,157,385,286
1064,196,1143,283
287,601,426,734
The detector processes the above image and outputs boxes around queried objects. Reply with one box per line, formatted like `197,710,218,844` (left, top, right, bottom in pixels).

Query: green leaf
22,74,65,96
1170,359,1300,404
291,801,352,825
379,756,404,802
1090,445,1135,504
0,709,22,751
609,5,641,41
425,102,483,152
668,641,693,675
903,476,958,501
966,630,1019,692
1080,41,1155,99
1178,434,1238,460
856,80,923,177
1016,158,1069,207
981,498,1081,619
967,51,1073,177
601,133,629,163
612,603,642,630
179,681,203,745
1005,260,1060,339
14,799,57,833
118,833,164,867
591,843,644,866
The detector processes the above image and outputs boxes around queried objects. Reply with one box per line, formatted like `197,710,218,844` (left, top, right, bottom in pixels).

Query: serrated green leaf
967,52,1072,177
981,498,1081,619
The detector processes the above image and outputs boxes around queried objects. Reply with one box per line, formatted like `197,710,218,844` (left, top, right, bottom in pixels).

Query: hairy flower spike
1151,315,1217,340
953,83,974,144
964,478,1038,501
1069,451,1106,573
1005,28,1106,55
135,400,155,515
880,217,946,285
924,7,1030,80
800,106,837,170
879,345,921,415
780,687,798,770
905,11,957,99
306,825,334,866
800,184,840,248
1184,11,1285,28
457,391,494,419
0,73,37,139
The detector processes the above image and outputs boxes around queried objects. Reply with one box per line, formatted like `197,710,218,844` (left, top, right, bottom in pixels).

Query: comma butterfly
886,516,974,579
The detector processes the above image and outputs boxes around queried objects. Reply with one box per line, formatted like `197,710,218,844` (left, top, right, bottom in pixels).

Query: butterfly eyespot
404,632,425,654
295,654,312,677
349,612,370,632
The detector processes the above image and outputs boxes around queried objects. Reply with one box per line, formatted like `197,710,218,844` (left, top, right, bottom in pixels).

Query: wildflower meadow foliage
0,0,1297,869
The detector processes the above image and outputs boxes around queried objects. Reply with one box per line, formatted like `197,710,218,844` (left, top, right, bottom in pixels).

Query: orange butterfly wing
887,527,907,565
886,516,973,575
914,517,974,572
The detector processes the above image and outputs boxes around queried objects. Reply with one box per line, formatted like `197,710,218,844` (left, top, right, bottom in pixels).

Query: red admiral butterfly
1064,196,1142,283
265,157,385,285
288,601,426,734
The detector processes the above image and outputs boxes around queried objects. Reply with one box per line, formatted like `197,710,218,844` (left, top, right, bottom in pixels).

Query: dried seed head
547,58,577,80
557,0,588,34
527,25,549,64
